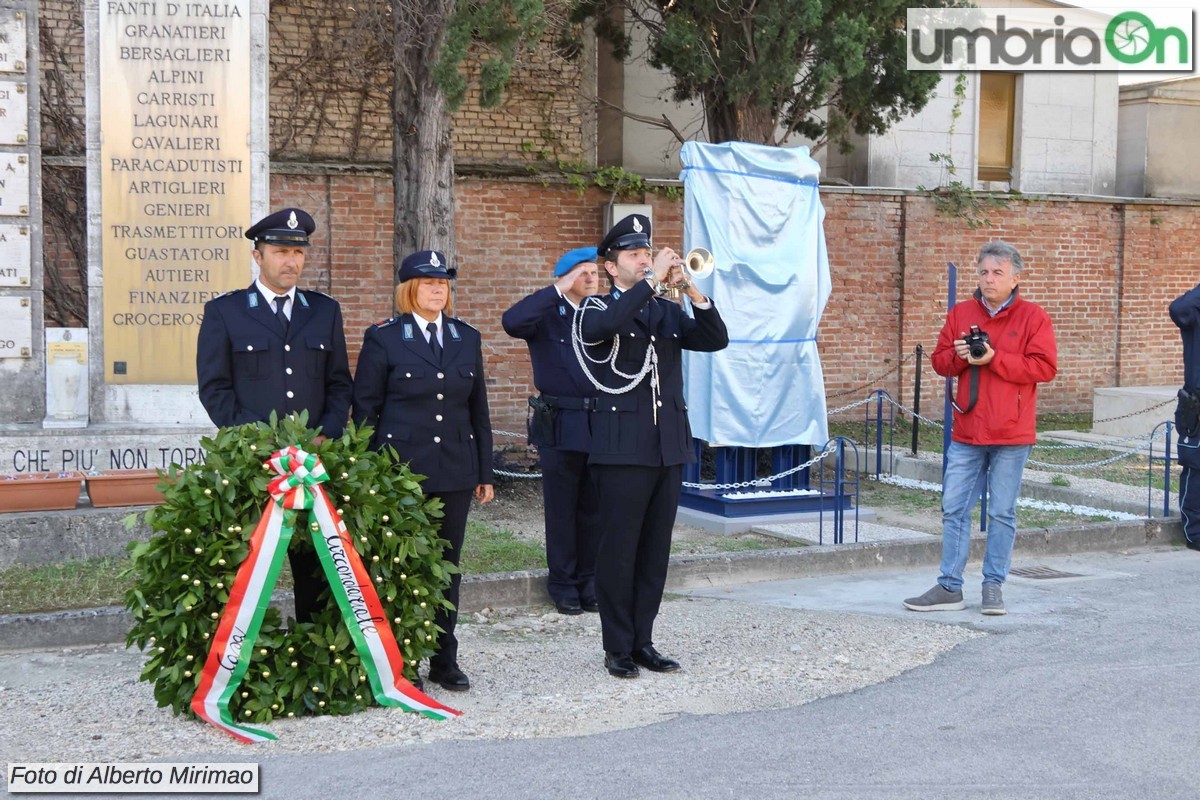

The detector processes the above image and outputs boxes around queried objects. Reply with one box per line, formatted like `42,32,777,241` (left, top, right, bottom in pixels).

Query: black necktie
426,322,442,363
274,295,290,332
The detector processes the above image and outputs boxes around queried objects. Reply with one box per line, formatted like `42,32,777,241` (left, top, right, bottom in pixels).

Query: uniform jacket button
405,372,412,378
434,436,441,443
437,372,445,379
437,393,444,400
319,344,324,349
650,335,656,342
435,414,443,421
286,367,293,375
611,406,617,411
387,433,393,439
657,400,663,407
286,391,294,399
284,344,291,351
246,345,253,351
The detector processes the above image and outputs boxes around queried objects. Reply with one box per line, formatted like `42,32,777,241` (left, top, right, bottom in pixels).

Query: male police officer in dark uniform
578,215,729,678
1170,283,1200,551
502,247,602,615
197,207,353,622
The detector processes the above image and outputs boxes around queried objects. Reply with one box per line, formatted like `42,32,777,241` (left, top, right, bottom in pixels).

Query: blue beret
553,247,599,277
245,208,315,246
598,214,651,258
397,250,457,283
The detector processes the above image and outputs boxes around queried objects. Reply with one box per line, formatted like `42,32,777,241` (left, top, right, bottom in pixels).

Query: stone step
1091,386,1176,437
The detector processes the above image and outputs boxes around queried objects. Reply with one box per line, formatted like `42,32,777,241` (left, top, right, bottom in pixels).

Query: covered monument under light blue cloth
679,141,831,448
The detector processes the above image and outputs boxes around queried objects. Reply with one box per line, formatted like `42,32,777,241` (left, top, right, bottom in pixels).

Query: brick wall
270,173,1200,435
266,0,589,166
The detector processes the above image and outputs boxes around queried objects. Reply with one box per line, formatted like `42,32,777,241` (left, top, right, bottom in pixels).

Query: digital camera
964,325,990,359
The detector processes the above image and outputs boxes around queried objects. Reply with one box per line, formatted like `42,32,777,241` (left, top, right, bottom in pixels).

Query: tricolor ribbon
191,445,460,743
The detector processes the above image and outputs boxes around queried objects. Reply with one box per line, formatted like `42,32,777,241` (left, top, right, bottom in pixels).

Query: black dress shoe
427,664,470,691
631,646,681,673
555,600,584,615
1187,539,1200,551
580,598,600,613
604,652,639,678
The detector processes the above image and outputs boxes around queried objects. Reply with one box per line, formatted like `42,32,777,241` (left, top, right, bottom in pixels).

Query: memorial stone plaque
0,10,26,75
0,295,32,357
0,82,27,145
0,222,29,286
0,151,28,216
99,0,252,385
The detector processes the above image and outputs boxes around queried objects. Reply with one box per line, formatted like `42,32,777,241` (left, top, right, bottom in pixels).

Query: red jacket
932,288,1057,445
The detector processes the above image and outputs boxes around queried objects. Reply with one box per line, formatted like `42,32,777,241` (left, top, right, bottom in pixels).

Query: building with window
1117,76,1200,199
605,0,1119,196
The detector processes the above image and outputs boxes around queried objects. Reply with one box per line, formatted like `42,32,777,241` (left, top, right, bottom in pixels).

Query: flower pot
0,471,83,513
86,469,167,508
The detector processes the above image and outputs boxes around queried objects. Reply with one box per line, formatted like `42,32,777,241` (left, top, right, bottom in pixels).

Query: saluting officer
197,207,353,623
502,247,602,616
351,250,495,692
579,214,729,679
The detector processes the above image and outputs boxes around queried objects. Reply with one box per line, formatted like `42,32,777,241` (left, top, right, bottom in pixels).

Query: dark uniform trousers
580,280,728,654
351,313,494,669
1170,284,1200,545
501,285,602,606
197,285,353,623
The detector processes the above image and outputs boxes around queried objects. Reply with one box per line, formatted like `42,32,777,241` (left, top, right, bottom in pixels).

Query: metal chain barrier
885,398,946,430
681,445,836,491
488,390,1174,484
1091,396,1174,425
1027,427,1167,470
825,352,913,400
827,396,877,416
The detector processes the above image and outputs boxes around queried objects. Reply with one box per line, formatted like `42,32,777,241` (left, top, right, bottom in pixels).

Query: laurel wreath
123,413,451,723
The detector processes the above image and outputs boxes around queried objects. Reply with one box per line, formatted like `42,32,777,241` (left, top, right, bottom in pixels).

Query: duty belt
540,394,596,411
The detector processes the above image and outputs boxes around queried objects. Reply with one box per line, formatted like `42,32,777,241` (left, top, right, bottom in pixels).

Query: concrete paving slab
682,552,1139,629
752,520,934,545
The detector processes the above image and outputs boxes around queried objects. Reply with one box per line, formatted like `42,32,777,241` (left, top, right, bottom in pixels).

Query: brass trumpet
655,247,715,300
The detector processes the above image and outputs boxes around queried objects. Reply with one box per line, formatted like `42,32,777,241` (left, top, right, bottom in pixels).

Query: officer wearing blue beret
502,246,602,616
578,214,728,679
197,207,353,623
352,249,495,692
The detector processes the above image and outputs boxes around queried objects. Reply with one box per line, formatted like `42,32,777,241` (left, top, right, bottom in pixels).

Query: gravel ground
0,597,979,762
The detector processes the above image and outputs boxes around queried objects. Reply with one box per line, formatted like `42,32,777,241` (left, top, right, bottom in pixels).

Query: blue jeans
938,440,1032,591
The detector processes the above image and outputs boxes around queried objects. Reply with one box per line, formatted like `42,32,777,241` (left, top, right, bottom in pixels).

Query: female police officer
351,250,494,692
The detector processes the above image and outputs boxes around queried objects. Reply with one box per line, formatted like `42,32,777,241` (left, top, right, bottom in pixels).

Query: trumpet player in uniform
577,214,729,679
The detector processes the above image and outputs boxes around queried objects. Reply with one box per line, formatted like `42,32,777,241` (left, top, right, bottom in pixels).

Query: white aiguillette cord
571,296,661,425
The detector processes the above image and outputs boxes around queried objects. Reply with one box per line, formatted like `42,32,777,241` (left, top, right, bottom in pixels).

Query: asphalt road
232,546,1200,800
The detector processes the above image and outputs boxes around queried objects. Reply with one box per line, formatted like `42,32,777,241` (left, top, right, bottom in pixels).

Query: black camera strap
950,366,981,414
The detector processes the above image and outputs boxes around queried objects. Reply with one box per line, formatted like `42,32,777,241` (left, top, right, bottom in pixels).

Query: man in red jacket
904,241,1057,616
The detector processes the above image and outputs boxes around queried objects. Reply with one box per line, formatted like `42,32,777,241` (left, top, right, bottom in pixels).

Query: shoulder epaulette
373,317,399,329
448,317,478,333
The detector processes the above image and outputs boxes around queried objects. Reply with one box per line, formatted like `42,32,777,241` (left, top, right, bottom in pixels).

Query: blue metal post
943,263,957,481
833,439,847,544
874,389,886,478
1165,422,1174,518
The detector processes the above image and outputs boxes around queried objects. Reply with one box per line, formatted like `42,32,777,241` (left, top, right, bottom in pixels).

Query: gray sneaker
981,583,1007,616
903,584,965,611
